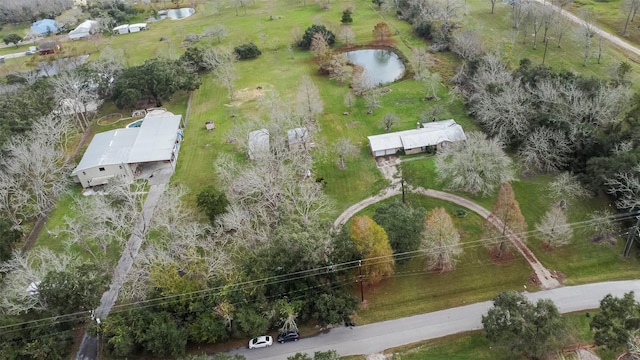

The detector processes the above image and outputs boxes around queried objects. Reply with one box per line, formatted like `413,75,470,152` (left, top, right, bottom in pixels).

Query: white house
71,111,183,188
69,20,98,40
367,119,466,157
248,129,270,160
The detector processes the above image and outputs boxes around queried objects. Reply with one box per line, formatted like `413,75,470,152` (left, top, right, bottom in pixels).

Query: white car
248,335,273,349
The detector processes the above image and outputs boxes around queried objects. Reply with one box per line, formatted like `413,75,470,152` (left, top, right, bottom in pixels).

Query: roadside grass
464,0,640,86
351,194,535,324
568,0,640,46
386,312,601,360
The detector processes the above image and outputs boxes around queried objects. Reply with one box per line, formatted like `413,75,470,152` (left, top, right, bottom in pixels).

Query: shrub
298,24,336,49
234,42,262,59
414,22,432,40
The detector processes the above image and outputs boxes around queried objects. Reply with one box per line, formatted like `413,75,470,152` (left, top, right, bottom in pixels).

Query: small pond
158,8,196,20
345,49,405,85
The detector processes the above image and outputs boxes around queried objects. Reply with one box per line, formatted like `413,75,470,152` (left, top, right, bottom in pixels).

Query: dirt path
532,0,640,59
333,156,561,290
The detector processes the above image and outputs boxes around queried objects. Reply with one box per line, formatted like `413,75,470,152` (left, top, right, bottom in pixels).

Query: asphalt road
230,280,640,360
1,51,28,59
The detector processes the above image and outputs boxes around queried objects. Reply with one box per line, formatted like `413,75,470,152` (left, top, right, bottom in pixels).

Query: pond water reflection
345,49,405,85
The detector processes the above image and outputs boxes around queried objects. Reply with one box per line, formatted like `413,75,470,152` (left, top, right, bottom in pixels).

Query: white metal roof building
367,119,466,157
71,112,183,188
69,20,97,40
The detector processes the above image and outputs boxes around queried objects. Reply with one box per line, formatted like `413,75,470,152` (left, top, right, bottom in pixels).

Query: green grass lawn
349,194,535,324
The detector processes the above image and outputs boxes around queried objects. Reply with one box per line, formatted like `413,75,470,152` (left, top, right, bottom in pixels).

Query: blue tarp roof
31,19,59,35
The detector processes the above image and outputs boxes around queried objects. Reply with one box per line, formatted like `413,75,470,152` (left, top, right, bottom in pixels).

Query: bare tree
605,164,640,211
546,172,590,205
510,0,530,30
0,115,73,225
381,113,400,132
327,54,351,84
540,6,557,43
536,205,573,248
344,91,356,111
469,67,533,144
529,6,545,49
489,0,498,14
50,70,102,131
410,48,433,77
0,248,77,315
421,207,462,272
554,0,573,12
364,88,382,114
416,70,442,100
203,24,228,43
518,127,571,174
581,9,596,66
622,0,640,36
435,131,516,196
337,25,356,46
295,75,324,123
553,12,572,48
333,137,359,170
214,49,237,101
451,30,483,61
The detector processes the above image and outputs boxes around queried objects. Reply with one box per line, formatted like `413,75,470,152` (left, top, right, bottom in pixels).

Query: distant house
38,40,61,55
113,23,147,35
287,127,311,153
128,23,147,32
248,129,270,160
69,20,98,40
31,19,59,35
367,119,467,157
71,111,184,188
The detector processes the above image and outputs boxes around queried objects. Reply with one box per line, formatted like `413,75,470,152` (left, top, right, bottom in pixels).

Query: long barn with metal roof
367,119,466,157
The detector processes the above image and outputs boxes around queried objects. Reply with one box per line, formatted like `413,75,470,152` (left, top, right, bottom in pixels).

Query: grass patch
350,194,534,324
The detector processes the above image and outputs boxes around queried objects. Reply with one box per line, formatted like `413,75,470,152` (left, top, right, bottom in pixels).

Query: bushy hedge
234,43,262,59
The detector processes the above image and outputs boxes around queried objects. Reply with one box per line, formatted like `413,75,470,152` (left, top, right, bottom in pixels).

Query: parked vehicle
277,330,300,343
248,335,273,349
25,50,35,55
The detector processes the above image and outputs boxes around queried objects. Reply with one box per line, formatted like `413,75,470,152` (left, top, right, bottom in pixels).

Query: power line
0,210,636,335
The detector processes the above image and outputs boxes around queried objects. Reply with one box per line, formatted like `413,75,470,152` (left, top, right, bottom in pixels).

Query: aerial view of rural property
2,0,640,359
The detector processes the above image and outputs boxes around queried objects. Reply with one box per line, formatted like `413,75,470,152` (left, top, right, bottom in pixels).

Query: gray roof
368,119,466,152
72,112,181,174
287,127,310,145
129,114,182,163
71,128,139,174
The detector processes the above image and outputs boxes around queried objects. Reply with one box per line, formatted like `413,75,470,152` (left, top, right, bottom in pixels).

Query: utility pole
358,260,364,302
623,214,640,258
401,177,405,204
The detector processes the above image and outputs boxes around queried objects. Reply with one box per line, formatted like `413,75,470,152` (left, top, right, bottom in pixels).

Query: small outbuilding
128,23,147,32
38,40,61,55
367,119,466,157
69,20,98,40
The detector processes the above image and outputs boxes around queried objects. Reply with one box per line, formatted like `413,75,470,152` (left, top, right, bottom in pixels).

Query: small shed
69,20,98,40
38,40,61,55
248,129,270,160
205,121,215,131
113,24,130,35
